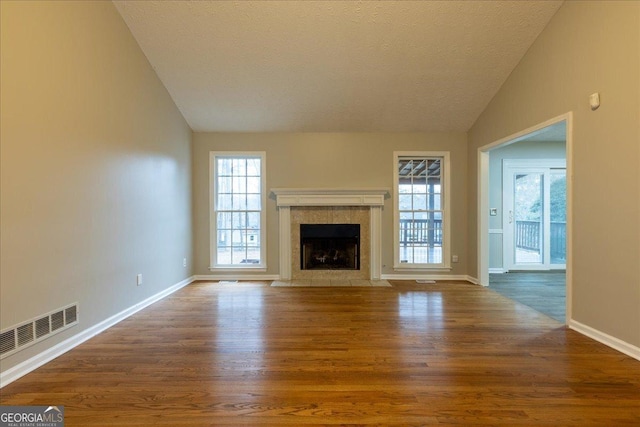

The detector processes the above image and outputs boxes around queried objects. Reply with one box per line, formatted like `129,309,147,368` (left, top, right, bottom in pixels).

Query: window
393,152,450,269
210,152,266,269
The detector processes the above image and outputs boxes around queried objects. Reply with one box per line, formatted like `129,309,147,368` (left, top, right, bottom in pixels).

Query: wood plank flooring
2,280,639,426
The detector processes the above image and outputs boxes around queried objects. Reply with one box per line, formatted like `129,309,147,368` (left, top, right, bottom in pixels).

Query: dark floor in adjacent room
489,271,566,323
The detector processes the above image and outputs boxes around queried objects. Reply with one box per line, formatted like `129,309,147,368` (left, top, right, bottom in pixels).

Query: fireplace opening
300,224,360,270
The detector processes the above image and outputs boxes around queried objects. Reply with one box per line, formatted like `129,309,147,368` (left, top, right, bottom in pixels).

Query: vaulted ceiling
113,1,563,133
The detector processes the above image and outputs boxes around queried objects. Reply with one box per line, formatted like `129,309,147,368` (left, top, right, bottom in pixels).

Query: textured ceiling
518,121,566,143
113,1,563,132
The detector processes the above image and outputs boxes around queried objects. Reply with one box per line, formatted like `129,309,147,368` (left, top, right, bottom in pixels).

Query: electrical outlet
452,255,459,263
136,274,143,286
183,258,187,267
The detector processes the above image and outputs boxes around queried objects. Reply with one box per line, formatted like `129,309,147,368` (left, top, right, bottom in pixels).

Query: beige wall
0,1,193,371
468,1,640,346
193,133,468,278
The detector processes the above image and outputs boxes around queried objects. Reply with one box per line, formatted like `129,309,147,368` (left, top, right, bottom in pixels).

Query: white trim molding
465,275,480,285
271,188,388,207
369,207,383,280
194,274,280,281
277,206,292,280
270,188,390,281
0,276,195,388
382,274,477,284
570,320,640,361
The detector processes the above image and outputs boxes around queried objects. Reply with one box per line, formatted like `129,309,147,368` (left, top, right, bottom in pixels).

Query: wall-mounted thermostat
589,92,600,111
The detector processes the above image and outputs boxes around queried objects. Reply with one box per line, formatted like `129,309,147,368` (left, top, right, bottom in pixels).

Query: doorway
478,114,572,324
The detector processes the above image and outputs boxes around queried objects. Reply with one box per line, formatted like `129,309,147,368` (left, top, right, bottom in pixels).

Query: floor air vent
0,303,79,359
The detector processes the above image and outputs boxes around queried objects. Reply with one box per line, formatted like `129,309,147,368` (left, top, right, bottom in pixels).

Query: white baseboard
1,275,195,388
381,274,475,283
194,274,280,281
489,268,505,274
569,319,640,361
465,275,480,285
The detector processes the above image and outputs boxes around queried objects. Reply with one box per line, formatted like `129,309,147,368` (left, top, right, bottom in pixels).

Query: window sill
209,266,267,272
393,264,452,272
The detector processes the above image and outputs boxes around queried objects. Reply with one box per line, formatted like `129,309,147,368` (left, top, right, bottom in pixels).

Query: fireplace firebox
300,224,360,270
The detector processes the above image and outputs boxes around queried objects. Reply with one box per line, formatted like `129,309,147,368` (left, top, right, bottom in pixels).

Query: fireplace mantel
271,188,389,281
271,188,389,207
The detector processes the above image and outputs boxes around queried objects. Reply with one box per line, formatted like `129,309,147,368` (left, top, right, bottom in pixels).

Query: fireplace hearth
300,224,360,270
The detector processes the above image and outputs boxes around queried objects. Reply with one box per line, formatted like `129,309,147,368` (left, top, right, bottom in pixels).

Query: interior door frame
502,159,566,271
477,112,573,325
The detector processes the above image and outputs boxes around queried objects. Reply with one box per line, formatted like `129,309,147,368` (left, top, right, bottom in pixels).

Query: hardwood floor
2,280,639,426
489,272,566,323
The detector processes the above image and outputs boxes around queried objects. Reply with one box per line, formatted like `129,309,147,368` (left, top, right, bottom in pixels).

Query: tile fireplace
270,188,389,280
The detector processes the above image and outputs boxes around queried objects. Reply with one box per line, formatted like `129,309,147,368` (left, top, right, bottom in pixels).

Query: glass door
503,160,566,271
513,171,544,265
549,170,567,265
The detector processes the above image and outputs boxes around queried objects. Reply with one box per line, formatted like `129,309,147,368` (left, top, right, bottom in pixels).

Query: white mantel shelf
271,188,390,207
271,188,389,281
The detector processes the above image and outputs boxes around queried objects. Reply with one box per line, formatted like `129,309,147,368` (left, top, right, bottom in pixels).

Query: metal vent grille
0,303,79,359
35,316,50,338
0,330,16,355
17,323,34,346
51,311,64,331
65,306,77,324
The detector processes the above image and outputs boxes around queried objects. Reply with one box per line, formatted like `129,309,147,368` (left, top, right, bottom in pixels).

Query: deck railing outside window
515,220,566,263
399,218,443,246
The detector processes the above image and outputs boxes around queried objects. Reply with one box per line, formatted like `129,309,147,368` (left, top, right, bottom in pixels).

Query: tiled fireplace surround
292,207,369,280
271,188,389,281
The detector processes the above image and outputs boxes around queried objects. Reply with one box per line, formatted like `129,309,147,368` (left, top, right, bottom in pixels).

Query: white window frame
209,151,267,271
393,151,451,270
